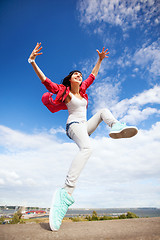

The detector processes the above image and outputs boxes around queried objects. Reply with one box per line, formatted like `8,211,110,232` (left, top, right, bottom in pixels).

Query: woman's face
70,72,82,85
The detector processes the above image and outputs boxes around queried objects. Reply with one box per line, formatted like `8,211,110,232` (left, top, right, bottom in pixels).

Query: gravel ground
0,217,160,240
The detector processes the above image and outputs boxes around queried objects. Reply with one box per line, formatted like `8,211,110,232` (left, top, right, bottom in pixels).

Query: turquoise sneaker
109,122,138,139
49,188,75,231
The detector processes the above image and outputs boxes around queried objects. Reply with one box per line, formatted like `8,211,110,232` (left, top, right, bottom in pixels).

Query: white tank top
66,93,87,124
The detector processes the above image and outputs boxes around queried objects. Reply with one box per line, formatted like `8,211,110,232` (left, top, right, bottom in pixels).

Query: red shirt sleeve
42,77,60,94
80,74,95,91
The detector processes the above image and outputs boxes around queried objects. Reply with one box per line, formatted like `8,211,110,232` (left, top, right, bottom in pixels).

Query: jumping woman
28,42,138,231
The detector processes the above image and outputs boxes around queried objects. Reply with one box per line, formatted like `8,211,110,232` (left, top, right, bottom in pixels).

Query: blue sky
0,0,160,208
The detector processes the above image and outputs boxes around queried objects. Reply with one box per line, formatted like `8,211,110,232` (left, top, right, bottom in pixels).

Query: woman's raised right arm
28,42,46,82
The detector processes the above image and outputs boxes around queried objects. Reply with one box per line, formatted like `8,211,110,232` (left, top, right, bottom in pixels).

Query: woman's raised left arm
91,47,109,77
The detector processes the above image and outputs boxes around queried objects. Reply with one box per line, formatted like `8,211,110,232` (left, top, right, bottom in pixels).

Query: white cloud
0,125,65,151
114,39,160,79
76,122,160,207
0,179,5,185
90,83,160,125
121,106,160,125
49,127,66,135
117,54,132,68
133,67,139,73
25,178,37,186
111,85,160,123
78,0,159,30
0,170,22,186
129,85,160,105
90,77,121,113
0,121,160,207
133,40,160,77
155,17,159,24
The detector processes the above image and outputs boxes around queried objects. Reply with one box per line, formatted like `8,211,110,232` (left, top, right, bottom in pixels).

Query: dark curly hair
62,70,82,88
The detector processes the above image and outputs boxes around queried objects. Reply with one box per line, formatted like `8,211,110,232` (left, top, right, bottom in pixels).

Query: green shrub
91,211,98,221
119,214,127,219
126,212,139,218
71,216,86,222
70,211,139,222
0,216,5,224
99,215,113,220
11,213,20,224
11,209,22,224
85,215,92,221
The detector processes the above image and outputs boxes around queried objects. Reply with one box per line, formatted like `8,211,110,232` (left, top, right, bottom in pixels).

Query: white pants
64,108,117,194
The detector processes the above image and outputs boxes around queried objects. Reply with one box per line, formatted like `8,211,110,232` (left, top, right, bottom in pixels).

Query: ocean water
66,208,160,218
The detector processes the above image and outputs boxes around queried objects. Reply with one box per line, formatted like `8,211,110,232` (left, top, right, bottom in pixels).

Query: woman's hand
96,47,109,61
91,47,109,77
29,42,43,60
28,42,46,82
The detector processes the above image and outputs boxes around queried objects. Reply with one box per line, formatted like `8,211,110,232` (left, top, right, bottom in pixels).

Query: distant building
25,210,46,215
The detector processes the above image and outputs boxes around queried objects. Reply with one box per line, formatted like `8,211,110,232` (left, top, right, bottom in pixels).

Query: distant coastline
1,206,160,218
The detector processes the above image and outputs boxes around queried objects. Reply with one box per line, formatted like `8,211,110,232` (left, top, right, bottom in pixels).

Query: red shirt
42,74,95,113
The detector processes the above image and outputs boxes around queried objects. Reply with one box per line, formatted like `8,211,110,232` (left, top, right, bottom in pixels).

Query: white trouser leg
64,122,92,194
87,108,118,135
64,108,117,194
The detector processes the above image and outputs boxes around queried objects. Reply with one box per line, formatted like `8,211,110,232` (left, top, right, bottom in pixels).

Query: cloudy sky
0,0,160,208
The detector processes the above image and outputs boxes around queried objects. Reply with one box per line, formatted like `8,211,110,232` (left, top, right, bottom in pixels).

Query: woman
28,43,138,231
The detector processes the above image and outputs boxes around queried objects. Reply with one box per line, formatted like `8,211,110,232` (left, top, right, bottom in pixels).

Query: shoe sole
49,190,59,231
109,127,138,139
